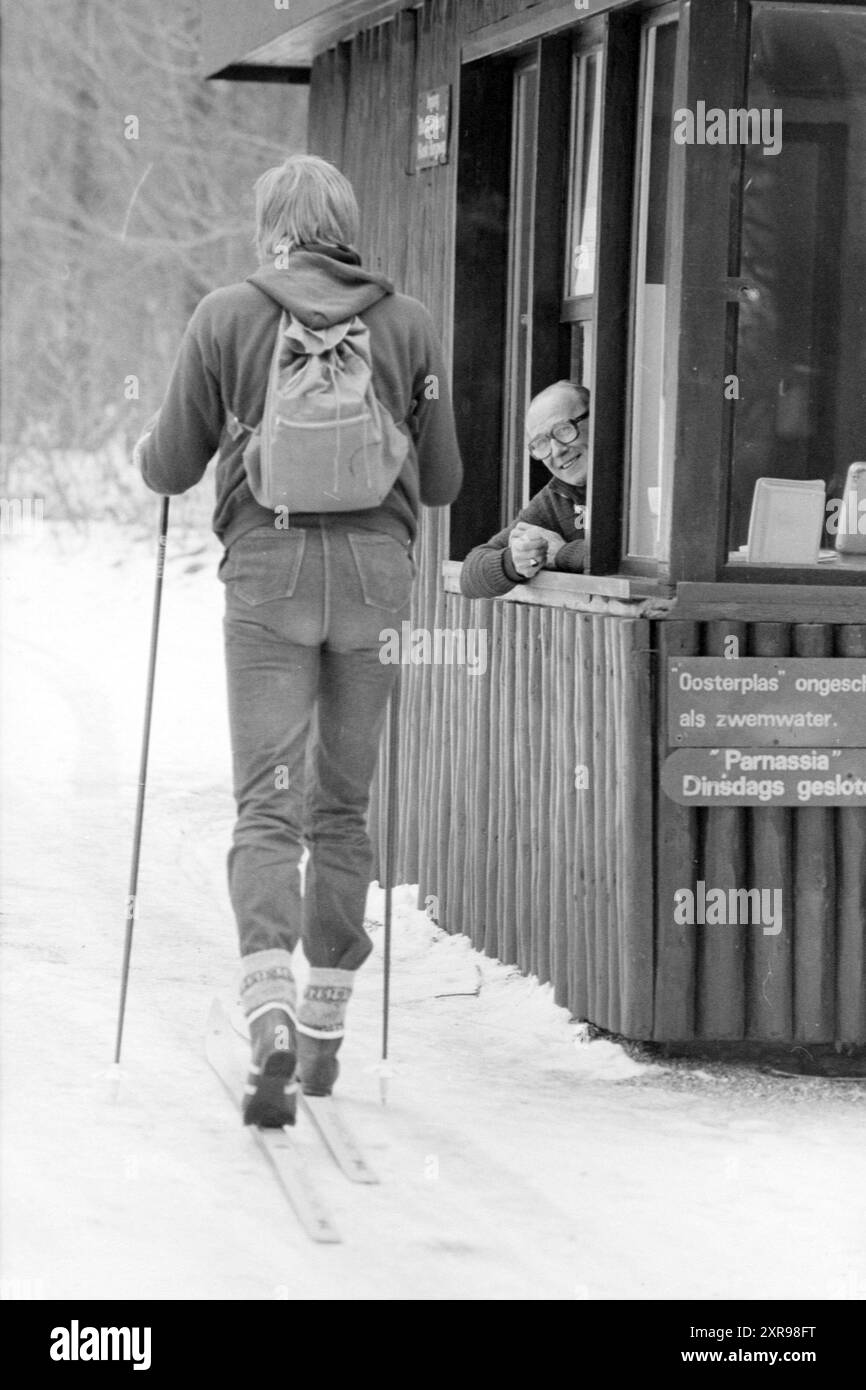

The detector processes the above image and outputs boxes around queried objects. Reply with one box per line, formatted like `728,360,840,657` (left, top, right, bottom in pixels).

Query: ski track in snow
1,522,865,1301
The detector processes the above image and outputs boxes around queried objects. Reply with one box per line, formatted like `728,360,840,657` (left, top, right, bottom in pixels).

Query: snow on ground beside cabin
1,518,865,1302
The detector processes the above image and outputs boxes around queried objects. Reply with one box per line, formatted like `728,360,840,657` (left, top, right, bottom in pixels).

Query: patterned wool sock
296,967,354,1038
239,947,296,1017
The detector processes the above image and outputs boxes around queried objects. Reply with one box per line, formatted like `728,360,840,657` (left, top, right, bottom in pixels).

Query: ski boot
239,949,298,1127
296,968,354,1097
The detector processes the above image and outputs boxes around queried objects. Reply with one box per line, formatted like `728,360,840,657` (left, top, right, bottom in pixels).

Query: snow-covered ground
1,517,865,1301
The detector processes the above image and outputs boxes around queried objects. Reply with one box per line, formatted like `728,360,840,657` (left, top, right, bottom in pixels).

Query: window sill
676,578,866,623
442,560,674,615
722,553,866,585
444,563,866,622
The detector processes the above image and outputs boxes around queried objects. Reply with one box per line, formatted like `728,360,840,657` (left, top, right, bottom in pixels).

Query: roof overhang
201,0,414,80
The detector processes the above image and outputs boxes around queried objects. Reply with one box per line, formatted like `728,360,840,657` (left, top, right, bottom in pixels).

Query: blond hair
253,155,360,264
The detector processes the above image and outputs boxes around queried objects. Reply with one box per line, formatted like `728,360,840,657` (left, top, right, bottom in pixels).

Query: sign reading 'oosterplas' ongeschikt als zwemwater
668,658,866,747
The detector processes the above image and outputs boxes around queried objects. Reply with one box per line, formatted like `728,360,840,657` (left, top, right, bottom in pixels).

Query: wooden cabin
203,0,866,1054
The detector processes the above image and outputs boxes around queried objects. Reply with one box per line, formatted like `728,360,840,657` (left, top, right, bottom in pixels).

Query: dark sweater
136,244,463,548
460,478,587,598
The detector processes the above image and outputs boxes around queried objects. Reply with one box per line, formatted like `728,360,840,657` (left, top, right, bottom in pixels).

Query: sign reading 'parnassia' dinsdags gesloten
668,658,866,747
661,746,866,806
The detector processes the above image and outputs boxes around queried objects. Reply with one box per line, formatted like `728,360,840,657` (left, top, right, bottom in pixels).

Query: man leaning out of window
460,380,589,599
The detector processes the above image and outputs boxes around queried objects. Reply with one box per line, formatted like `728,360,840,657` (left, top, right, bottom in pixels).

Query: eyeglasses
528,412,590,461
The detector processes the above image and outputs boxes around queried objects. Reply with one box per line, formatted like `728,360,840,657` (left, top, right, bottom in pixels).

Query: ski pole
379,673,400,1103
110,495,170,1084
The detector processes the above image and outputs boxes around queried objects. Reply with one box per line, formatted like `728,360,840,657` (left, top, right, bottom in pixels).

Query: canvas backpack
235,310,409,513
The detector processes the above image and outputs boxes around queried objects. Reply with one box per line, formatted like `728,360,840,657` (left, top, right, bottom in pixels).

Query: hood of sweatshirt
247,243,394,329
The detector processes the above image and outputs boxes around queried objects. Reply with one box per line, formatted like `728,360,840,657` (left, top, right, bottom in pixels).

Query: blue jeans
220,520,413,969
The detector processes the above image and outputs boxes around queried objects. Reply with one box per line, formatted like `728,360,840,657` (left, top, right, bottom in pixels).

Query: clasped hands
508,521,565,577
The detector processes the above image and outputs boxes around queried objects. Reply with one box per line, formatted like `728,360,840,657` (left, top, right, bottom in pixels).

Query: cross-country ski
206,998,342,1243
298,1096,380,1186
225,1000,380,1185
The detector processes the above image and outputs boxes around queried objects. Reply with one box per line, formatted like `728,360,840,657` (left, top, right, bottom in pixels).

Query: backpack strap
227,309,290,443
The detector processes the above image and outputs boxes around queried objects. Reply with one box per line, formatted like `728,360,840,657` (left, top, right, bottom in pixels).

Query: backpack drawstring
349,327,372,492
363,410,371,491
327,353,341,499
324,341,372,499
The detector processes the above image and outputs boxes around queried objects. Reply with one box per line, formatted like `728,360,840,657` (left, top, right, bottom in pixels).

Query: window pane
626,17,678,560
566,50,602,298
729,6,866,562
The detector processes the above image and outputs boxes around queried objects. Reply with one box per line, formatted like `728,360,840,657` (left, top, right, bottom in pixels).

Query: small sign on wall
415,86,450,169
667,657,866,748
661,747,866,806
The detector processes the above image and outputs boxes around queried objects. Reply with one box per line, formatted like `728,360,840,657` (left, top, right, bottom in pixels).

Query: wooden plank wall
372,595,656,1037
655,621,866,1045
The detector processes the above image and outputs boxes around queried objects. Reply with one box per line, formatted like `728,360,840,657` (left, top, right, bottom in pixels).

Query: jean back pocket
220,528,306,605
347,532,415,613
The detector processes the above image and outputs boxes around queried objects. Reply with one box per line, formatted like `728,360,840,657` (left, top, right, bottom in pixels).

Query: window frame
622,4,679,568
562,30,605,315
583,5,641,575
502,50,541,523
665,0,752,585
560,30,605,475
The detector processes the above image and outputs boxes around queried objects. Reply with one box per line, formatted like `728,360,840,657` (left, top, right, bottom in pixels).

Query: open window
450,0,866,588
451,6,677,580
451,28,574,556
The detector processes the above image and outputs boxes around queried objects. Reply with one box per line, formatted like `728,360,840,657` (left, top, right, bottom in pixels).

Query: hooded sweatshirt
136,244,463,549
